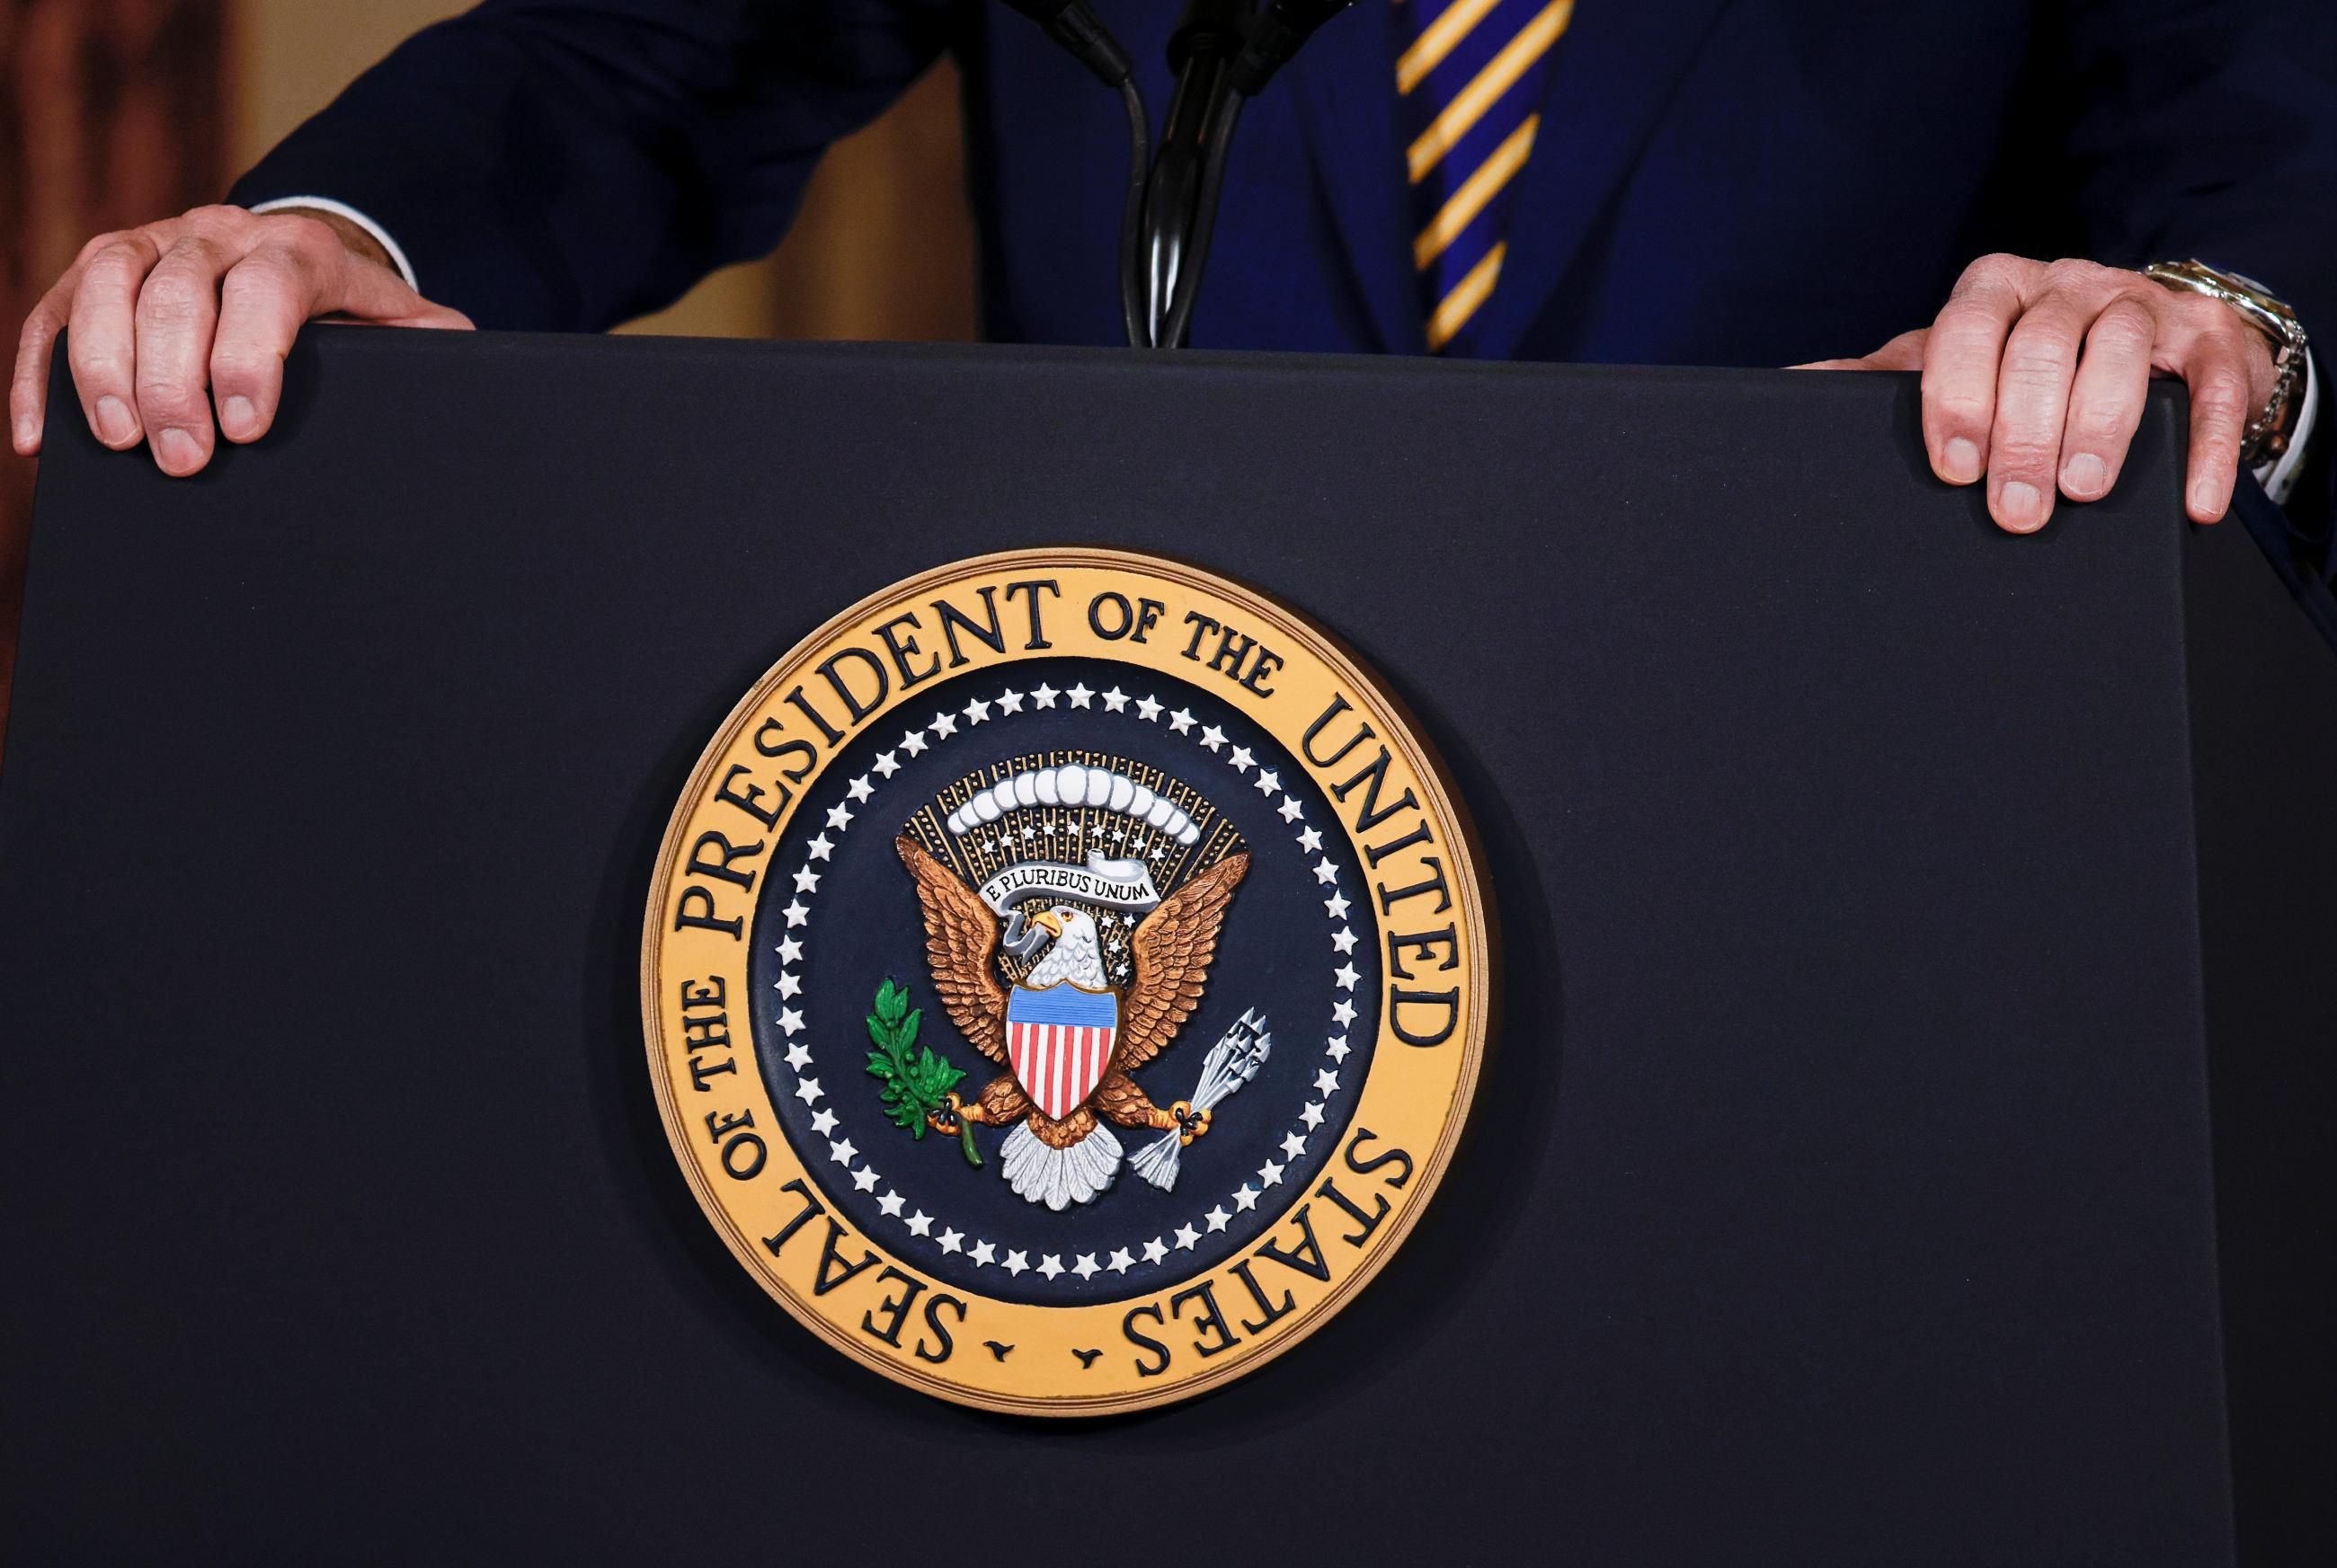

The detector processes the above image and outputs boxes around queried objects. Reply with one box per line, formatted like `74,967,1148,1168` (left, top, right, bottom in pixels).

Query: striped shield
1004,982,1119,1121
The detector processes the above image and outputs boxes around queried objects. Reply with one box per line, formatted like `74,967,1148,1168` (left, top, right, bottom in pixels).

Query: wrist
2143,259,2310,468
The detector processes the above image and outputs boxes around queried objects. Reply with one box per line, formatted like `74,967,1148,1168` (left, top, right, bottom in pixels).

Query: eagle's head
1025,904,1107,989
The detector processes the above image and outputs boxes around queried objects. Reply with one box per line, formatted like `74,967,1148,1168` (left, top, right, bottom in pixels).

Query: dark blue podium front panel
4,333,2331,1562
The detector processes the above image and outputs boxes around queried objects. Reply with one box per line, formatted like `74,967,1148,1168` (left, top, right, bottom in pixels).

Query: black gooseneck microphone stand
992,0,1358,350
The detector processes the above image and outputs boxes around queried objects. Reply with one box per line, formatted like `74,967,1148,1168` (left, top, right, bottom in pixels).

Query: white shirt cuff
247,197,420,295
2255,349,2318,508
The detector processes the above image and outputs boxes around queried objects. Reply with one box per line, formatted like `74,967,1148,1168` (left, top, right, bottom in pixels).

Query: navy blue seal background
748,656,1382,1306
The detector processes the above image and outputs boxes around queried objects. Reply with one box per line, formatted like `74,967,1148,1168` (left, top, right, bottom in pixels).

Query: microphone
994,0,1134,86
1226,0,1355,95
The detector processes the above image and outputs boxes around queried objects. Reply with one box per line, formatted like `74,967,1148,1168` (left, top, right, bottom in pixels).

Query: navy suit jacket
231,0,2337,536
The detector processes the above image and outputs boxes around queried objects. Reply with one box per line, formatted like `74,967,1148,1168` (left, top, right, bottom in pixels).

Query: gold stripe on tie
1396,0,1505,96
1426,241,1507,351
1415,113,1540,270
1407,0,1573,183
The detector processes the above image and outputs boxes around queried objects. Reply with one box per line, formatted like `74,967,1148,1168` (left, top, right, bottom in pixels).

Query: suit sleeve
226,0,958,332
2061,0,2337,557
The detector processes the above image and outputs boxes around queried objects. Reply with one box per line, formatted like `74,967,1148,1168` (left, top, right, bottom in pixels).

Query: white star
1003,1249,1029,1276
1298,825,1324,852
1023,825,1038,841
828,1137,857,1165
1233,1184,1262,1211
1254,769,1281,794
809,1106,838,1136
847,775,874,803
1278,796,1304,822
1200,725,1227,751
1325,890,1351,919
776,970,802,999
1033,683,1060,708
970,1239,995,1266
1313,857,1340,887
874,751,901,778
937,1227,964,1254
1314,1067,1340,1095
1204,1206,1231,1233
928,710,958,739
1072,1253,1099,1280
1101,686,1129,713
1037,1254,1063,1280
1334,962,1360,990
1331,926,1357,954
793,864,820,894
1328,1035,1352,1063
877,1189,905,1218
778,1005,805,1035
786,1041,813,1072
824,801,855,831
783,899,809,928
1280,1131,1308,1159
1229,745,1255,771
794,1076,823,1105
1135,694,1163,722
1106,1247,1133,1273
1169,708,1196,733
806,832,835,863
900,729,929,757
1067,682,1094,708
1301,1101,1326,1129
777,935,804,964
851,1166,880,1193
963,696,991,724
1173,1224,1201,1251
906,1210,932,1237
999,687,1025,713
1258,1159,1286,1189
1142,1236,1168,1265
1332,998,1357,1026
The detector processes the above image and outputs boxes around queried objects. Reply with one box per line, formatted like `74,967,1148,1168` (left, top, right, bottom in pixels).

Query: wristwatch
2143,259,2310,469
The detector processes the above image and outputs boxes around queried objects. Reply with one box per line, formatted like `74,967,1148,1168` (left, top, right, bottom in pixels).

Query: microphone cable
1157,0,1355,350
993,1,1153,349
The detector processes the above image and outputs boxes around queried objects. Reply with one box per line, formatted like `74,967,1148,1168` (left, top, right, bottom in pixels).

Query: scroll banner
981,853,1162,954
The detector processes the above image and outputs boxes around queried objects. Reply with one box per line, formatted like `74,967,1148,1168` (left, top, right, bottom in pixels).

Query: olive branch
864,978,980,1166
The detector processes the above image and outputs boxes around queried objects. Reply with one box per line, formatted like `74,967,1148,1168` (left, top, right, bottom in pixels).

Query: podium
4,330,2332,1562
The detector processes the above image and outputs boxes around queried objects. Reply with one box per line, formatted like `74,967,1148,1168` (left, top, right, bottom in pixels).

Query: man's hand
11,205,470,478
1805,255,2279,533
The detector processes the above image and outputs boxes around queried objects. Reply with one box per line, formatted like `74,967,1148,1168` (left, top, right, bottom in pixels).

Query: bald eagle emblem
893,758,1250,1210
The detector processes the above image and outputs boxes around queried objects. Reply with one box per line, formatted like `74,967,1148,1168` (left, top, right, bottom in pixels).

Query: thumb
1792,329,1928,372
320,249,473,331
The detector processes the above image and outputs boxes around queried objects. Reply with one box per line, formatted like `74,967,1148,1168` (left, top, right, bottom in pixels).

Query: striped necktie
1396,0,1574,354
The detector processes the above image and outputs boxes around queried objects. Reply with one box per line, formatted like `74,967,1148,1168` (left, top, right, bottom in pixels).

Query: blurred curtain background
1,0,975,754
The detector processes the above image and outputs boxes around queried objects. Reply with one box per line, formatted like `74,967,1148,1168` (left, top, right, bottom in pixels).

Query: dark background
3,332,2331,1563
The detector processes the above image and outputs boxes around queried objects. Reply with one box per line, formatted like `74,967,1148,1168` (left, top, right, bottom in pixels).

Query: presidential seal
642,549,1490,1414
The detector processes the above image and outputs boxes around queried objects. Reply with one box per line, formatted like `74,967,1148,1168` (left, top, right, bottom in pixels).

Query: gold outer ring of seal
640,546,1497,1416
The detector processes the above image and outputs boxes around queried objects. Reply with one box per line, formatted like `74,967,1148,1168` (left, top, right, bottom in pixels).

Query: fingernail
2190,478,2224,520
153,427,201,473
11,412,34,452
2060,452,2107,498
220,395,257,440
1942,437,1981,484
94,395,137,447
1997,481,2045,532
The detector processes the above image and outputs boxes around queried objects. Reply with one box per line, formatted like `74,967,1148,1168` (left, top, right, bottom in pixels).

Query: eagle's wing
893,836,1009,1064
1114,851,1249,1072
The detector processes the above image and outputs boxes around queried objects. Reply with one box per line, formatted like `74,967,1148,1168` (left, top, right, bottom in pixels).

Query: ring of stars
768,676,1367,1285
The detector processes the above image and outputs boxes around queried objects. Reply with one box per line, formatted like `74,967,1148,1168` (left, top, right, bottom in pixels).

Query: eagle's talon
927,1090,970,1136
1173,1100,1211,1147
